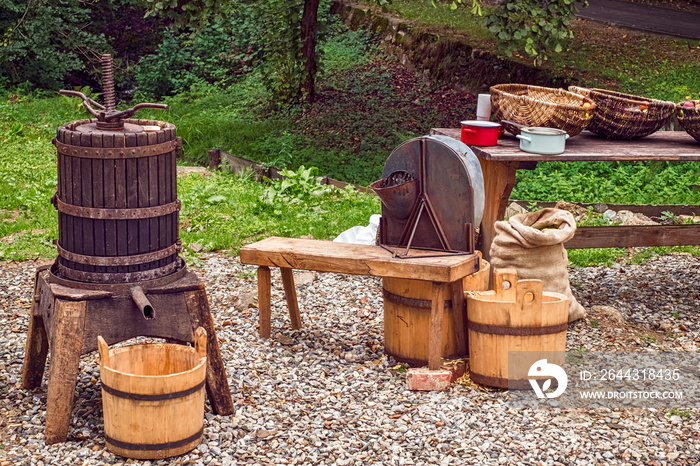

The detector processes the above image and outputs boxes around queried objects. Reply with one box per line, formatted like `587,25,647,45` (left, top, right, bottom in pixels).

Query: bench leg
45,299,86,444
257,266,272,339
428,282,448,371
280,267,302,330
450,280,467,356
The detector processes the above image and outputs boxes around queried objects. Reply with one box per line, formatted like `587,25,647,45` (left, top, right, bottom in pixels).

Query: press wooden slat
80,134,95,272
165,152,173,246
103,136,117,266
158,153,167,260
70,132,83,270
137,132,150,260
113,133,127,269
91,133,106,273
125,134,139,261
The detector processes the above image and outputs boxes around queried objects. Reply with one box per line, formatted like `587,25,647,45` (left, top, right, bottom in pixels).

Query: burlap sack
489,208,586,322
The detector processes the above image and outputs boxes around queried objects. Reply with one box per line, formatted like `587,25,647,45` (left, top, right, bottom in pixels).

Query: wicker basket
569,87,675,139
490,84,595,137
677,101,700,143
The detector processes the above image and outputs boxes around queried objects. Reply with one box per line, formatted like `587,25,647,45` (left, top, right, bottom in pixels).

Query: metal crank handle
58,90,105,117
107,102,169,122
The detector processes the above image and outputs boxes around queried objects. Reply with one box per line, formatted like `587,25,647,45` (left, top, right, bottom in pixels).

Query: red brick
406,368,452,391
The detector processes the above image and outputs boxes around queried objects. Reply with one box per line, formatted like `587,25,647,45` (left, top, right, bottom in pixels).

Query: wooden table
240,237,479,370
430,129,700,260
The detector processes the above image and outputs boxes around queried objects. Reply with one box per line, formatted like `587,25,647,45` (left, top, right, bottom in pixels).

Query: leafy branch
484,0,588,64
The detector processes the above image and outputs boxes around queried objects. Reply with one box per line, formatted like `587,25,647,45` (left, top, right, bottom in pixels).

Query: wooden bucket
466,269,568,388
383,255,490,366
98,328,207,459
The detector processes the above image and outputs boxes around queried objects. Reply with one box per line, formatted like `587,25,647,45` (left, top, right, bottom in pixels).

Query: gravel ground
1,251,699,465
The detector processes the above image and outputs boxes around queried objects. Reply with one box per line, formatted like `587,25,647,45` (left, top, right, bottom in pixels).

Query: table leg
280,267,302,330
477,158,519,261
257,266,272,339
45,299,86,444
428,282,448,370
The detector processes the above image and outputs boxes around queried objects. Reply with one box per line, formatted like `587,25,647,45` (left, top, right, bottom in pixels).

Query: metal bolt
101,54,116,112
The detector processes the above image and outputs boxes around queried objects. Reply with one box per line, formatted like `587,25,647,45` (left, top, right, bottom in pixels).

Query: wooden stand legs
184,288,234,416
44,300,87,444
21,267,234,444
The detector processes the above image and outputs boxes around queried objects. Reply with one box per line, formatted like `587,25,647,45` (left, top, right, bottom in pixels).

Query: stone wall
331,1,577,94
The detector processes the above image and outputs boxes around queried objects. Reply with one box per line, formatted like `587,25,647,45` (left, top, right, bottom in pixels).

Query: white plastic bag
334,214,381,245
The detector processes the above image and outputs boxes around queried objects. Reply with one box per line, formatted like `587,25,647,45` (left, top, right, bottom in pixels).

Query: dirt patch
586,304,667,346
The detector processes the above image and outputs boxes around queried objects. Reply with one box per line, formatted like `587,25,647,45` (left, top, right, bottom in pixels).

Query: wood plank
430,129,700,162
510,200,700,218
565,224,700,248
239,237,479,283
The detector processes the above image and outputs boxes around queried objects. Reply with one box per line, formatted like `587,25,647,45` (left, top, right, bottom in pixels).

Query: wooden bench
239,237,480,370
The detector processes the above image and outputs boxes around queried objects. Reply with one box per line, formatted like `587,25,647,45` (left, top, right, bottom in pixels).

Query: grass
177,170,379,255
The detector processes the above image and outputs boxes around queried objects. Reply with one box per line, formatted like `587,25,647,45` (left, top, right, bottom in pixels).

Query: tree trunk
301,0,320,102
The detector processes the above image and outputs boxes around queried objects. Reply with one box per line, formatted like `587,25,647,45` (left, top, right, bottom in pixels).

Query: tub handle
194,327,207,360
516,279,543,314
97,336,110,368
494,268,518,300
516,134,531,144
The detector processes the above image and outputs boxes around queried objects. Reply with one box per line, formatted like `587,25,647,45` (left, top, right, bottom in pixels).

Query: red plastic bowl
460,120,503,146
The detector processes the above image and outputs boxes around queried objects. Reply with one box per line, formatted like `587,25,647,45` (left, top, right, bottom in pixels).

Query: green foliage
0,0,108,89
666,408,694,419
0,0,161,91
134,22,255,99
511,161,700,205
262,166,336,206
484,0,587,64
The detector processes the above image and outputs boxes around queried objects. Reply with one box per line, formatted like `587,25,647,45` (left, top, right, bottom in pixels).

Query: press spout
130,286,154,319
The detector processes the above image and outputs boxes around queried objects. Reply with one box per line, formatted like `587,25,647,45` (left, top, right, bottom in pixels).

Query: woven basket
677,101,700,143
569,87,675,139
490,84,595,137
